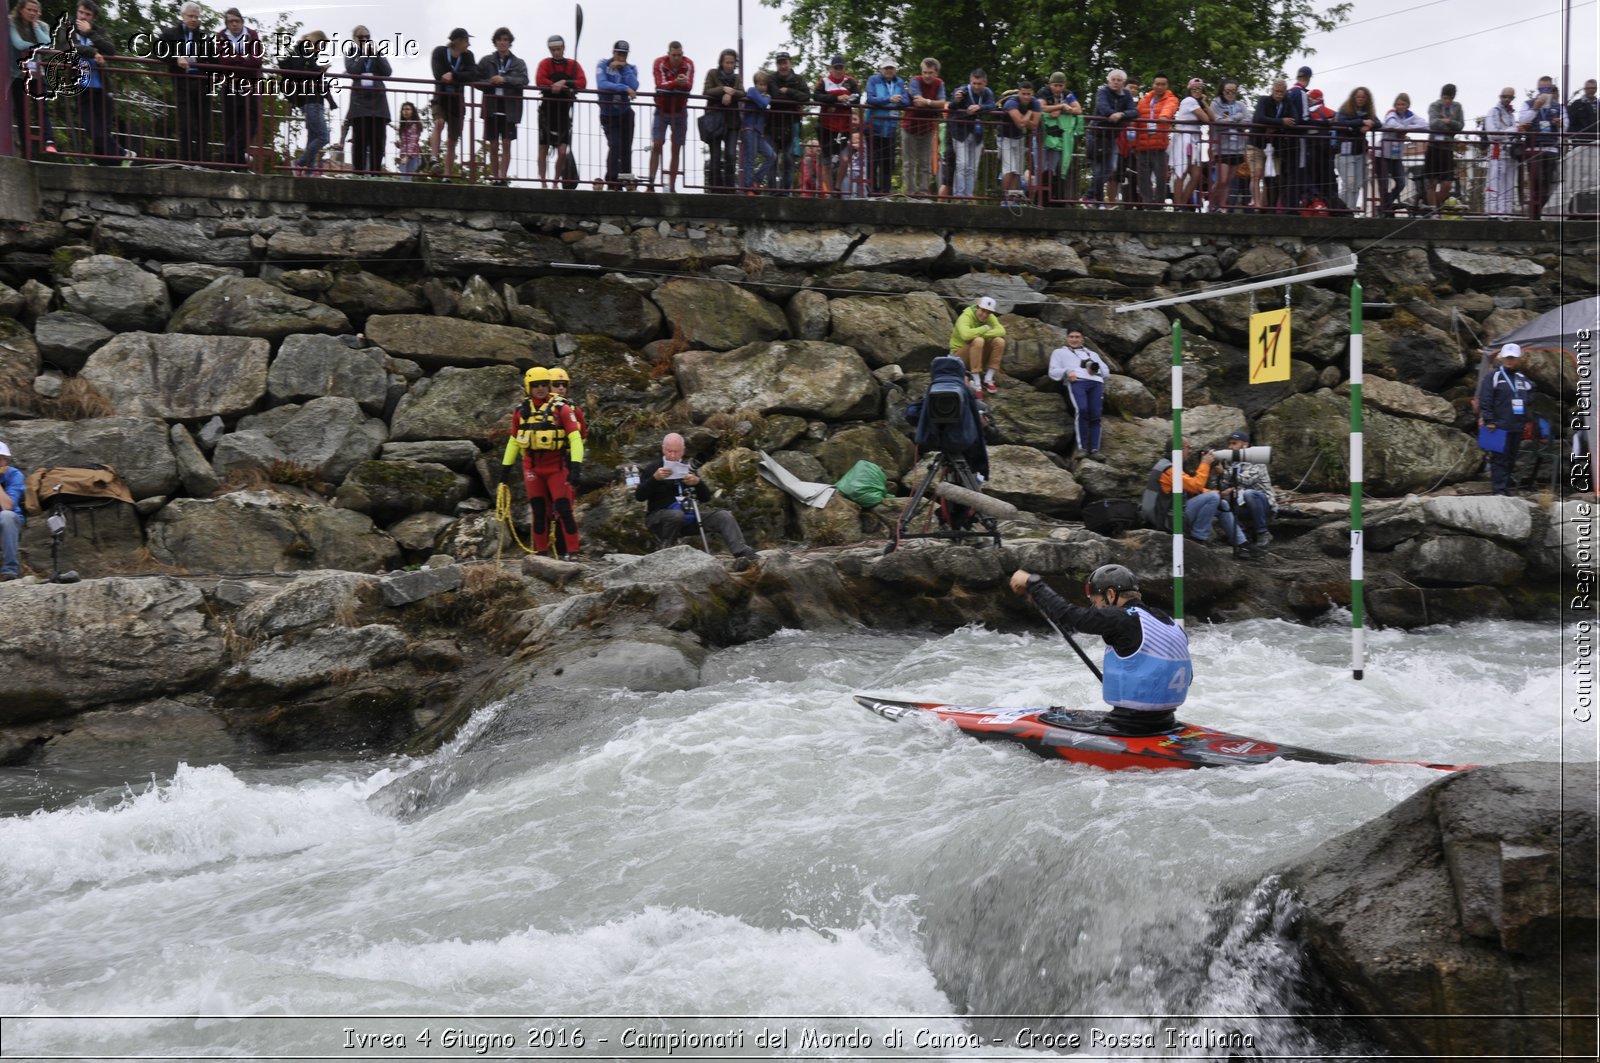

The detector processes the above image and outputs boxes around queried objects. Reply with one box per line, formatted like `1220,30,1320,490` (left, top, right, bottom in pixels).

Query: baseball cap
977,296,997,311
448,27,471,41
829,54,846,67
1498,343,1523,360
1226,430,1250,443
879,57,898,68
774,50,790,60
1296,65,1312,77
1050,71,1066,84
613,39,630,53
547,34,564,46
1308,89,1324,101
0,441,10,458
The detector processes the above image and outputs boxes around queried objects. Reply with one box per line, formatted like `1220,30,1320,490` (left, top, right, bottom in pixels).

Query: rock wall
0,168,1592,622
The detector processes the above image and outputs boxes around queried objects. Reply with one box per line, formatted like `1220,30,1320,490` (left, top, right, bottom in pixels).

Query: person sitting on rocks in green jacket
949,296,1007,395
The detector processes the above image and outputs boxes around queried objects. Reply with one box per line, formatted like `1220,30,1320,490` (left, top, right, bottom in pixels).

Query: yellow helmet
548,367,571,385
524,366,553,389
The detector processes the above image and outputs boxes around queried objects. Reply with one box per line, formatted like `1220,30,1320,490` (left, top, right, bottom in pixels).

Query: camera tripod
885,451,1005,554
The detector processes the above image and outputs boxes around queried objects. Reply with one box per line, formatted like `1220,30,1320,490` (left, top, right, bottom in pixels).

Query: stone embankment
0,165,1592,762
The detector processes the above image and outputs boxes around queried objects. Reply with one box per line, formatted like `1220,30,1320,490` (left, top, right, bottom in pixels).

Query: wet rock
524,275,664,345
1406,534,1525,585
827,292,952,371
147,491,401,573
32,311,113,372
675,341,878,422
226,623,408,695
57,255,171,332
389,365,524,444
364,314,553,370
167,277,351,342
336,460,472,523
987,444,1083,518
650,278,787,351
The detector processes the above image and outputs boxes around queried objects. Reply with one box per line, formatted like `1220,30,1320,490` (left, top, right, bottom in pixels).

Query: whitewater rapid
0,618,1581,1059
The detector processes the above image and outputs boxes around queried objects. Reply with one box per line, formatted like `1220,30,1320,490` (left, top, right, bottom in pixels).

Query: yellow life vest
515,399,565,452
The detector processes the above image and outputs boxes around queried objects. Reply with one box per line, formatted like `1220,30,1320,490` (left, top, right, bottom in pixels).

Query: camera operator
1211,430,1275,554
635,433,759,570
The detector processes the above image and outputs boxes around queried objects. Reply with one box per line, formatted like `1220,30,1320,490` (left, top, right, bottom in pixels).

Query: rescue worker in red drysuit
500,366,585,560
548,365,588,557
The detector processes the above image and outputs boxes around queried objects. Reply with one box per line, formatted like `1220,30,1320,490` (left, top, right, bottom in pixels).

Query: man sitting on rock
1214,430,1276,550
1141,438,1253,559
0,441,23,580
635,433,759,571
948,295,1007,395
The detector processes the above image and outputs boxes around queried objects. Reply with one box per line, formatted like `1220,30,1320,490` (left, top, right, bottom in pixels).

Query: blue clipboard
1477,426,1508,453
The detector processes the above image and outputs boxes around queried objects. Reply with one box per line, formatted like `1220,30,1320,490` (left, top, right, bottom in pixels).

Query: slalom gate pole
1172,320,1185,626
1350,279,1365,680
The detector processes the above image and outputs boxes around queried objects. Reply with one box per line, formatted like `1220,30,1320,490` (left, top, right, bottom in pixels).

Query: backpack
1082,499,1142,536
24,463,135,516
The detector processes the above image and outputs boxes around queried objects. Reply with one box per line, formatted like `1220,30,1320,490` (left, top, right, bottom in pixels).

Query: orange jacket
1159,455,1213,496
1131,90,1179,151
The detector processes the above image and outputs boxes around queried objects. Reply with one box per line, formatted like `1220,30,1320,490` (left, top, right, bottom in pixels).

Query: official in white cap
0,440,24,580
948,296,1008,393
1477,343,1535,495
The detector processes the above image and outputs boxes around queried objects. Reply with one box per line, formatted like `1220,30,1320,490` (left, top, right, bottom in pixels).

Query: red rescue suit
501,395,584,554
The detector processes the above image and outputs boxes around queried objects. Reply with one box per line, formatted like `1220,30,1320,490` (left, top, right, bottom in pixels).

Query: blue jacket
740,85,770,133
864,73,907,136
1,465,24,525
947,82,995,143
1478,366,1535,428
595,57,638,115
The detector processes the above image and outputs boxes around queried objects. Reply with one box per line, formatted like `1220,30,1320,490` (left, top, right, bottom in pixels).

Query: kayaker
1008,563,1192,735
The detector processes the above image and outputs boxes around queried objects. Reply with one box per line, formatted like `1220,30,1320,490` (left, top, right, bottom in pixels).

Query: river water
0,618,1585,1061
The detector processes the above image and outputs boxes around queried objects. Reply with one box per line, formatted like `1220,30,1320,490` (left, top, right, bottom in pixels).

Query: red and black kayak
854,695,1476,773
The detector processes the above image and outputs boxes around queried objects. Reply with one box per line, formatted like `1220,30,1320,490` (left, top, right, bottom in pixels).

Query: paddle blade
574,4,583,54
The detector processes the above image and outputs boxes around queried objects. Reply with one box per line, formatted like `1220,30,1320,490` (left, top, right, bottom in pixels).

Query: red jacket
536,56,587,95
652,55,695,114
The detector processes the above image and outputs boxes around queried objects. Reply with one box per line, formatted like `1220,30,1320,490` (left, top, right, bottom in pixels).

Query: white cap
977,296,997,311
0,441,10,458
1498,343,1523,360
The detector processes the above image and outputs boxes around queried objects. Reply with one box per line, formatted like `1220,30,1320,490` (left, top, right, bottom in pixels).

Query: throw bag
834,460,888,508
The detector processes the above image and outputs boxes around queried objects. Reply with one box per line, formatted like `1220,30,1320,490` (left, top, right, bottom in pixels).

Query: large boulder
675,341,879,422
233,570,382,639
1366,312,1469,391
32,311,113,373
743,226,857,266
1421,495,1535,542
524,276,664,345
267,335,391,415
1041,302,1168,357
1433,247,1546,286
842,231,948,271
827,293,953,371
933,273,1047,314
363,314,554,369
650,278,787,351
147,491,401,573
986,388,1072,451
57,254,171,332
986,444,1083,518
0,415,179,499
167,277,351,343
573,228,743,271
1406,535,1526,586
808,423,916,481
265,220,417,262
321,270,425,319
225,624,409,696
997,316,1072,381
948,233,1087,277
1257,390,1481,494
1338,375,1457,424
335,460,472,523
389,365,523,444
238,397,388,484
0,577,224,723
80,332,270,420
1280,762,1596,1061
418,226,575,275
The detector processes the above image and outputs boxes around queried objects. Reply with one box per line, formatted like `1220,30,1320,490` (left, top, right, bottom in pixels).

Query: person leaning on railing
343,25,391,174
1378,92,1426,216
8,0,58,154
153,0,210,163
1208,78,1249,213
702,47,743,192
1483,86,1520,216
66,0,129,163
1331,86,1376,214
1517,89,1564,219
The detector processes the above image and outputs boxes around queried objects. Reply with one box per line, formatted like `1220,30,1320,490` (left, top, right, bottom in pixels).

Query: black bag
1082,499,1142,537
560,150,579,190
697,110,723,140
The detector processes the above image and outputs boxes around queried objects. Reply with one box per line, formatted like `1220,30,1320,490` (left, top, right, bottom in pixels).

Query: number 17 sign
1248,308,1292,384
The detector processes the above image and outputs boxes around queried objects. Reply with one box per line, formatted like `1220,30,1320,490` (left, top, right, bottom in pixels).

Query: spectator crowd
7,5,1597,216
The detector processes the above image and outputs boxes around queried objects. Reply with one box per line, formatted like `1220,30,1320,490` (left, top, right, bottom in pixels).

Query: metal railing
10,61,1597,219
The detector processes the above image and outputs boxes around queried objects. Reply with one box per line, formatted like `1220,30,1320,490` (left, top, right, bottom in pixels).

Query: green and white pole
1171,320,1185,626
1350,279,1365,680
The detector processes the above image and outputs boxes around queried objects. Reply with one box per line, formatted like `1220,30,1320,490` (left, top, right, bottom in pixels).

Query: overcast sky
253,0,1595,123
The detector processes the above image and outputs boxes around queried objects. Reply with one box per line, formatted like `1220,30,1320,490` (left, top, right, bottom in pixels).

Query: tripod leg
889,457,942,553
948,457,1003,548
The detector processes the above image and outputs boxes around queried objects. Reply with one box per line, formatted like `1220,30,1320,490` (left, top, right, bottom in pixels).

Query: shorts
1423,141,1455,179
1244,146,1265,176
998,135,1026,176
539,99,574,146
432,92,464,140
652,109,687,144
484,106,517,141
820,129,850,162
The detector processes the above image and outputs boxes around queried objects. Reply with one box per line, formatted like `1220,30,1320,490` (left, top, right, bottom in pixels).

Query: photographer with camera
1140,438,1252,559
1046,328,1107,460
0,441,24,581
1212,430,1275,552
635,433,759,570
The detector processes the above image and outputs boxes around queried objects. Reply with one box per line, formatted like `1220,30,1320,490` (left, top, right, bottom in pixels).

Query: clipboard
1477,426,1508,453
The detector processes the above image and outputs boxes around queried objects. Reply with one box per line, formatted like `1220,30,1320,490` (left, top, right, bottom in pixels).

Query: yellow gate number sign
1248,308,1292,384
